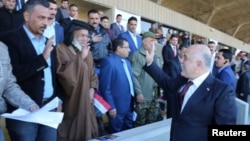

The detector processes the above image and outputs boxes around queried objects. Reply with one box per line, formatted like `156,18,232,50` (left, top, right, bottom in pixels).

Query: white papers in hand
1,97,64,129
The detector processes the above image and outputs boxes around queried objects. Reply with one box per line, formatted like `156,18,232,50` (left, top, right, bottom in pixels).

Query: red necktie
179,81,193,106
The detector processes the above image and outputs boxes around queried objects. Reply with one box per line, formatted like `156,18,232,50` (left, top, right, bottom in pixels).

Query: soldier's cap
142,31,156,40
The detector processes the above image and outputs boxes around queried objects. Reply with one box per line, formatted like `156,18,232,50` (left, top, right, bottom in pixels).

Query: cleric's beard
72,38,83,51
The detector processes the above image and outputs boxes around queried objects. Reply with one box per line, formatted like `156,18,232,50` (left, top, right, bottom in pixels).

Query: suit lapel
20,27,39,57
181,74,214,115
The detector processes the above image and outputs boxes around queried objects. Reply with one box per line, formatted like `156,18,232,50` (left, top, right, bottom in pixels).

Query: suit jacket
0,42,36,114
55,8,64,24
211,63,218,76
60,17,72,33
0,27,61,109
118,31,142,56
236,70,250,102
239,59,249,74
216,65,236,90
110,22,124,38
143,62,237,141
0,6,24,36
54,22,64,44
44,22,64,45
99,53,133,114
162,44,182,78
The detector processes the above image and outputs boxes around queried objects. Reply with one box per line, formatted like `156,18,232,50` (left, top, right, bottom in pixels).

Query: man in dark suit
110,14,124,39
143,44,237,141
0,0,24,36
15,0,25,11
118,16,142,57
239,52,249,74
236,61,250,102
99,38,134,133
60,4,78,34
162,34,182,78
55,0,69,24
162,34,182,118
0,0,62,141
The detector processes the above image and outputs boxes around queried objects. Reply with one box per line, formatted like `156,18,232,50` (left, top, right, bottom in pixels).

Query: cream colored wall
81,0,250,52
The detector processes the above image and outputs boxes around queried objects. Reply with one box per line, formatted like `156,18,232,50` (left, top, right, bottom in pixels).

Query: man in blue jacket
99,38,134,133
215,48,236,90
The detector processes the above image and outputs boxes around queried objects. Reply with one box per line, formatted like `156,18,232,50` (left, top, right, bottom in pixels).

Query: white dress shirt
180,72,210,112
128,30,138,49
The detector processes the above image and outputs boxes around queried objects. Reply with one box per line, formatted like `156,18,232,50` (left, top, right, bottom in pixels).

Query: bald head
181,44,211,79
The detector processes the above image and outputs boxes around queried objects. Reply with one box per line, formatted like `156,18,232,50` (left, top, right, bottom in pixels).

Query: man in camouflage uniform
130,32,163,127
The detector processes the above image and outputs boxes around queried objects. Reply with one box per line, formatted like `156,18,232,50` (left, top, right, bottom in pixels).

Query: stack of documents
1,97,64,129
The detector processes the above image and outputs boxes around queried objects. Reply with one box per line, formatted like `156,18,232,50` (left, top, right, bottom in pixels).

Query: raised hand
80,42,90,60
43,35,55,60
145,43,155,65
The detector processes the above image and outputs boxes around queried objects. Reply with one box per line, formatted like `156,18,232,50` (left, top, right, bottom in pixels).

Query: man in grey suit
0,42,39,141
110,14,125,39
143,44,237,141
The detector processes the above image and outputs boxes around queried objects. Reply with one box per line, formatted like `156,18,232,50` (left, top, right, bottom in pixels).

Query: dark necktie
179,81,193,107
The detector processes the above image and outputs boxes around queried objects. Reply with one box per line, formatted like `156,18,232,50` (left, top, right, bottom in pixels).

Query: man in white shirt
208,41,218,75
118,16,142,57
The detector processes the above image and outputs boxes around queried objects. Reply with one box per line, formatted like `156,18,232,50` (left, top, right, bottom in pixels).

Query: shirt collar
23,24,46,42
23,24,37,40
218,65,229,73
190,71,210,88
128,30,136,36
69,16,74,20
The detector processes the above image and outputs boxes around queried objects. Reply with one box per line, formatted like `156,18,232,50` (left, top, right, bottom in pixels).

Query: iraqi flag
94,93,111,115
